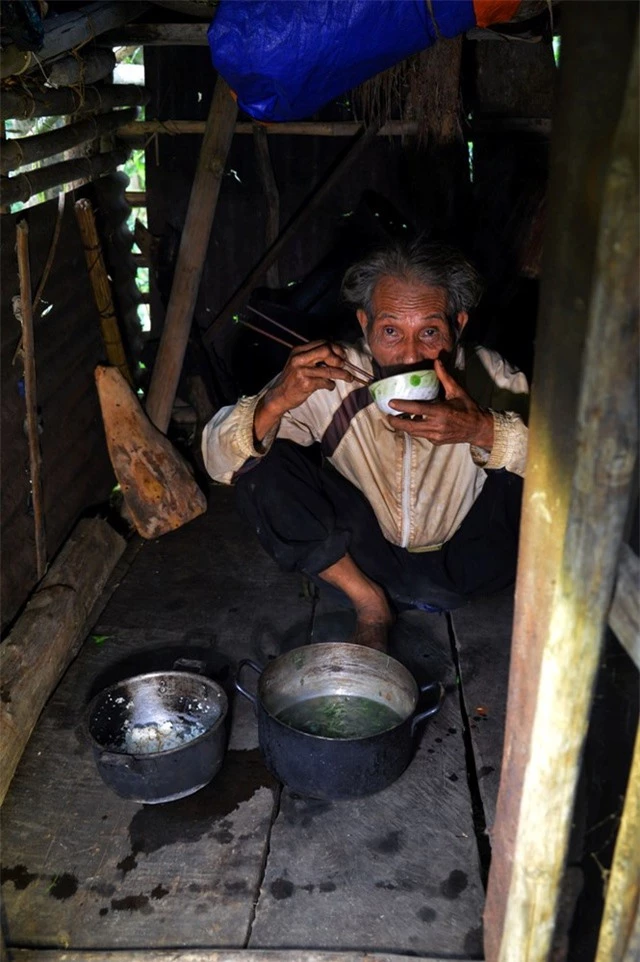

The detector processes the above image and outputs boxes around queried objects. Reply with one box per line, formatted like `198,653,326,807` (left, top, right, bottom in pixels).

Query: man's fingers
434,358,464,400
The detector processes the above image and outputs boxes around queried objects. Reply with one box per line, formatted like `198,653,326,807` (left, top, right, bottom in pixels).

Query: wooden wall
1,197,115,631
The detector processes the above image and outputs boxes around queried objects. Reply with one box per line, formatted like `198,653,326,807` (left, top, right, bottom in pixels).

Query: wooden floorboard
449,590,514,830
10,950,475,961
248,599,485,959
0,489,312,949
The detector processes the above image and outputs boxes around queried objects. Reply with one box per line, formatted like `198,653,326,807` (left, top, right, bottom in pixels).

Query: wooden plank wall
1,198,115,631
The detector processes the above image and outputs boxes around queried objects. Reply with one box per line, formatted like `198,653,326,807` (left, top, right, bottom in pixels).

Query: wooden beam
608,543,640,668
145,77,238,433
101,22,209,45
253,124,280,287
1,83,150,122
484,5,639,960
204,122,380,345
0,518,126,804
0,147,130,207
15,221,46,579
1,107,137,175
9,952,472,962
74,198,133,385
125,190,147,206
117,119,420,138
595,722,640,962
0,1,150,80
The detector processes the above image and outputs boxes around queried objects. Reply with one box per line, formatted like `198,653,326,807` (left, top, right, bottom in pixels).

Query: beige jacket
202,341,529,551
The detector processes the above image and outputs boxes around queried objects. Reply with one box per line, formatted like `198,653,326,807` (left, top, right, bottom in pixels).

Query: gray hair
341,239,484,322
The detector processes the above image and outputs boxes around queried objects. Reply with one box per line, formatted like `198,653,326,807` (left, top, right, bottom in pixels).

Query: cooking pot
85,659,228,803
235,643,443,799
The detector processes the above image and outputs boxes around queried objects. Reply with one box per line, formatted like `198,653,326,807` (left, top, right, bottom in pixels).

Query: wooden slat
102,23,209,45
484,7,639,960
125,191,147,206
253,125,280,288
11,952,471,962
608,544,640,668
595,722,640,962
145,77,237,433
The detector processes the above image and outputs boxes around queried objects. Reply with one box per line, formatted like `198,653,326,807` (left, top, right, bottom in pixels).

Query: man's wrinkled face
357,276,468,375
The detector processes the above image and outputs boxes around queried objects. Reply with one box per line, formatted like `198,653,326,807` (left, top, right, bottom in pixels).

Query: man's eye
383,326,398,337
421,328,438,338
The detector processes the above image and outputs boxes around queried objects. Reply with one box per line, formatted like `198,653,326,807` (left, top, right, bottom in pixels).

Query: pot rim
84,670,228,758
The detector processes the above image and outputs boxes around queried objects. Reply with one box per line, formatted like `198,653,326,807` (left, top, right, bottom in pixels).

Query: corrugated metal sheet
1,196,115,631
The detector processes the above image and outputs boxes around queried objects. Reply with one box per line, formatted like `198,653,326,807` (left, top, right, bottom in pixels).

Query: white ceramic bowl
369,369,439,416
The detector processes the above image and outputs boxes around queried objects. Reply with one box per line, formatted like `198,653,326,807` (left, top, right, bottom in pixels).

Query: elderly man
202,241,528,651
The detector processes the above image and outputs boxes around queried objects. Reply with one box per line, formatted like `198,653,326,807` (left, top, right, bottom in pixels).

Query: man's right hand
254,341,353,444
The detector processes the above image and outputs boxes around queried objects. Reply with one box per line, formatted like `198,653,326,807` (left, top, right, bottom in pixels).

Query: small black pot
235,643,443,800
85,660,228,804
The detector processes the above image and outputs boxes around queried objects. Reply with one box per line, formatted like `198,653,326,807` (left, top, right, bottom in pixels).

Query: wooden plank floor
1,485,512,959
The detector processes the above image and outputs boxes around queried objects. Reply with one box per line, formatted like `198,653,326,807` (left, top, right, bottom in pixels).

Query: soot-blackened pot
235,643,443,800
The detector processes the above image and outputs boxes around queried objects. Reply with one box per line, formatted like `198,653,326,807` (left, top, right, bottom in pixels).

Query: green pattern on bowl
369,369,439,415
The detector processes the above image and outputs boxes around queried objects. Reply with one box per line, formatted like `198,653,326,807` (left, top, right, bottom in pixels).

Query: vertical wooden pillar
484,5,639,960
145,76,238,433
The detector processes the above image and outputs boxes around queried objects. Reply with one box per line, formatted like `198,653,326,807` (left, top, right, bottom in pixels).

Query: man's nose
400,339,423,365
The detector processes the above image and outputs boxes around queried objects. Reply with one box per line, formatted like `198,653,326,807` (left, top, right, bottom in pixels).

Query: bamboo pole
1,84,150,122
1,107,137,175
595,723,640,962
204,122,380,345
484,7,639,960
145,76,238,433
253,124,280,288
117,119,420,139
1,146,129,207
15,221,47,580
608,543,640,667
0,1,149,81
74,198,132,385
46,47,116,88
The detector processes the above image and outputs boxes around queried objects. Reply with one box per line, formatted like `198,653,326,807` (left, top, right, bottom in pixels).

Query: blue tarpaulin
208,0,478,123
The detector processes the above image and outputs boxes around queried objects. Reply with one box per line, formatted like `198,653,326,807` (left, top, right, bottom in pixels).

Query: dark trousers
235,440,523,612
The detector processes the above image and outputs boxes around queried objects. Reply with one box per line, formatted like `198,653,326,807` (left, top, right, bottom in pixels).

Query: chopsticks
238,304,374,386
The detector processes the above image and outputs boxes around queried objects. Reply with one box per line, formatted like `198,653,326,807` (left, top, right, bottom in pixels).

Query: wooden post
0,1,149,81
0,83,150,122
145,76,238,433
595,723,640,962
15,221,46,580
203,122,380,345
253,124,280,287
0,107,138,175
0,147,129,207
484,6,639,960
74,198,133,385
0,519,126,804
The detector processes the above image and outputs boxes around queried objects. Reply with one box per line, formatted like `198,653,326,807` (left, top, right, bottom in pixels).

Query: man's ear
356,308,369,334
456,311,469,334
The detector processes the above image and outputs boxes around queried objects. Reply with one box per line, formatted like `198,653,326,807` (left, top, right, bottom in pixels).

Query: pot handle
99,750,143,773
173,657,206,674
411,681,445,735
234,659,264,711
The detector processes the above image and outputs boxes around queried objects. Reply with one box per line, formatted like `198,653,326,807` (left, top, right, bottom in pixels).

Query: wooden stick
594,723,640,962
204,123,380,345
1,83,150,122
607,543,640,668
0,518,126,804
0,1,149,81
1,107,138,175
253,124,280,287
74,198,133,385
484,8,639,960
0,146,129,206
15,221,47,580
117,119,420,139
145,77,238,433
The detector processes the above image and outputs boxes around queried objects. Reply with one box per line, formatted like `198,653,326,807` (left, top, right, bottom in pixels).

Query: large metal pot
86,661,228,804
235,643,443,799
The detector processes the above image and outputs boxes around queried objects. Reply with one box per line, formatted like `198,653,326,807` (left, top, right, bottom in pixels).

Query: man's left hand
388,359,494,449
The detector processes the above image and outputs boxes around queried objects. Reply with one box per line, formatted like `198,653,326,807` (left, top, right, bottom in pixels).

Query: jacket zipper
400,434,412,547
